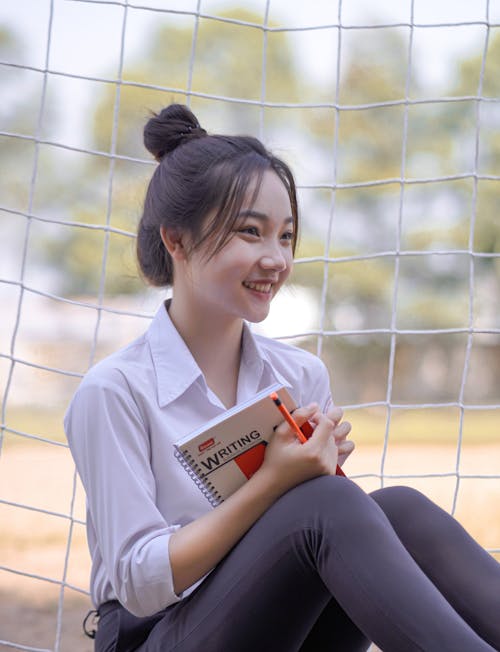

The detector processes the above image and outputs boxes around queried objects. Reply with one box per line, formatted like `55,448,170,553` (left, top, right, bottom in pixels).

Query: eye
238,225,260,237
281,230,294,242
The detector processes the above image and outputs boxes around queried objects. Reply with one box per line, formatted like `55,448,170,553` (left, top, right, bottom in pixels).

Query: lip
243,280,274,289
243,278,278,286
242,280,275,298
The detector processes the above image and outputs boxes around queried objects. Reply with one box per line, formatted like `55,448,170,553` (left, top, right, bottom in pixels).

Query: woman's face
180,169,294,324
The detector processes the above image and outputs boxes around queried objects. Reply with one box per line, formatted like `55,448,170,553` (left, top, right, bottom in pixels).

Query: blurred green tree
92,8,301,161
456,34,500,260
46,7,302,296
0,25,60,280
0,26,48,209
41,13,498,340
294,29,499,334
23,12,498,402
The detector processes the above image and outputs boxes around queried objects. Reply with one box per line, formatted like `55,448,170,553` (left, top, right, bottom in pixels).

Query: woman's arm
66,380,181,616
169,405,341,593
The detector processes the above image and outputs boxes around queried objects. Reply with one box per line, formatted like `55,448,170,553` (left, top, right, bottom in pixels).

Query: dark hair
137,104,299,287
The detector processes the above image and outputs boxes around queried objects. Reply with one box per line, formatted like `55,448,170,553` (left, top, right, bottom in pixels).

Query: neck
166,297,244,407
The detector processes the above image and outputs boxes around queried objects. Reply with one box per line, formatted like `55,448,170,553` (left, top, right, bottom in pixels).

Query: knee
292,475,367,513
370,485,441,540
287,476,385,534
371,485,430,516
371,484,429,510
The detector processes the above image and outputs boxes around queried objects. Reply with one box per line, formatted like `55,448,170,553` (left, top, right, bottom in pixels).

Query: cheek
283,254,294,279
272,259,292,294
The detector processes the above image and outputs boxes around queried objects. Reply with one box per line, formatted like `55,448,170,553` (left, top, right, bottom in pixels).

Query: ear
160,225,187,261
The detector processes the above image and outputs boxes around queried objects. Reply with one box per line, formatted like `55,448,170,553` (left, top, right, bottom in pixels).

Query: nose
259,242,288,272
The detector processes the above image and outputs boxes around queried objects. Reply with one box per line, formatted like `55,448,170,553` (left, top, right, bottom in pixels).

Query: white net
1,1,499,650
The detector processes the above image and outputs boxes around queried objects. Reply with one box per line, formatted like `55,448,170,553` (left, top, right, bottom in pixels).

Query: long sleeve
65,378,181,616
309,357,334,414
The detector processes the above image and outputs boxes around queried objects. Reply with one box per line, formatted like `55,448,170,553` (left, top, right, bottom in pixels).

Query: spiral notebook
173,383,296,506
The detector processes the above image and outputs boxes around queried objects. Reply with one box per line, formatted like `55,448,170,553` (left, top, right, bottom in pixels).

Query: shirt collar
147,301,291,408
147,301,204,408
240,323,292,392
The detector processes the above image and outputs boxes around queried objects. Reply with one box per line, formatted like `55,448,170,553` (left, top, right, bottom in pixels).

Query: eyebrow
237,210,294,224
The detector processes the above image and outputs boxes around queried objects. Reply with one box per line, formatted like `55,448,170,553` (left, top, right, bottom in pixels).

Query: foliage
456,36,500,259
92,8,300,161
5,10,497,329
44,8,302,296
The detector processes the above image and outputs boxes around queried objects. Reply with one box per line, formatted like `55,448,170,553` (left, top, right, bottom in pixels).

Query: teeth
244,281,272,293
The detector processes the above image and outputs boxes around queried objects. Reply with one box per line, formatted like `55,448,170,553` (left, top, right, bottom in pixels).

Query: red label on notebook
198,437,215,453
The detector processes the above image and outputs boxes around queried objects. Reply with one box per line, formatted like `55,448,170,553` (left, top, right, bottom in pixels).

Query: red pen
270,392,346,477
270,392,308,443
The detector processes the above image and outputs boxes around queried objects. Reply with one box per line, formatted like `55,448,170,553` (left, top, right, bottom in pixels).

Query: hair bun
144,104,207,161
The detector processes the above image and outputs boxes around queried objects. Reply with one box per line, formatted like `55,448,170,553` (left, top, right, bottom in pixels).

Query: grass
1,421,498,652
2,405,499,448
345,406,500,446
2,407,67,445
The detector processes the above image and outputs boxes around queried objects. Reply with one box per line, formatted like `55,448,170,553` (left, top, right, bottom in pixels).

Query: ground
1,442,499,651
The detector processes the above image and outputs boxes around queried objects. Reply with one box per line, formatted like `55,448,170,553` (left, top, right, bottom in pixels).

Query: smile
243,281,272,293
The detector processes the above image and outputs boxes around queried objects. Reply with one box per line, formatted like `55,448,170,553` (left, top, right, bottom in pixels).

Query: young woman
65,104,500,652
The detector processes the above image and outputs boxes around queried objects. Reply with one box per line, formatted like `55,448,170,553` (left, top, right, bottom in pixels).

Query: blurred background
1,1,499,650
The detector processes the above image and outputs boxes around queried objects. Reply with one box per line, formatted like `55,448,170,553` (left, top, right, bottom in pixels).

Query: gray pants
95,477,500,651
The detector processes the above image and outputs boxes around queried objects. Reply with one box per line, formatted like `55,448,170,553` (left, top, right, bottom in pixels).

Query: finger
338,439,355,456
338,440,355,466
289,403,320,427
274,403,319,437
332,421,351,442
326,406,344,426
307,413,335,444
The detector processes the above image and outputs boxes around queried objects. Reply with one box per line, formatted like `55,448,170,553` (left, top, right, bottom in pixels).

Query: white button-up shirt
65,302,333,617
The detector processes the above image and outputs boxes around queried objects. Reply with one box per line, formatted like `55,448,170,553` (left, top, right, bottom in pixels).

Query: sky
2,0,496,80
1,0,497,158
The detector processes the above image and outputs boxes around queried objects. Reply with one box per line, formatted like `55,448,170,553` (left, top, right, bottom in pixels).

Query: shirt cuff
124,527,181,616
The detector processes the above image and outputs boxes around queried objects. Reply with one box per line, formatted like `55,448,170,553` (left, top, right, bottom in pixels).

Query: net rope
1,1,499,650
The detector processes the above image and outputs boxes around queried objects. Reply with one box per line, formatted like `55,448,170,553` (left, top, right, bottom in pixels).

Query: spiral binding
174,448,223,507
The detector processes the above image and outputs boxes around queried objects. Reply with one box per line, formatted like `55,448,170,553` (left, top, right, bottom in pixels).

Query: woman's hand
170,405,352,594
257,404,339,495
326,406,355,467
170,404,335,594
